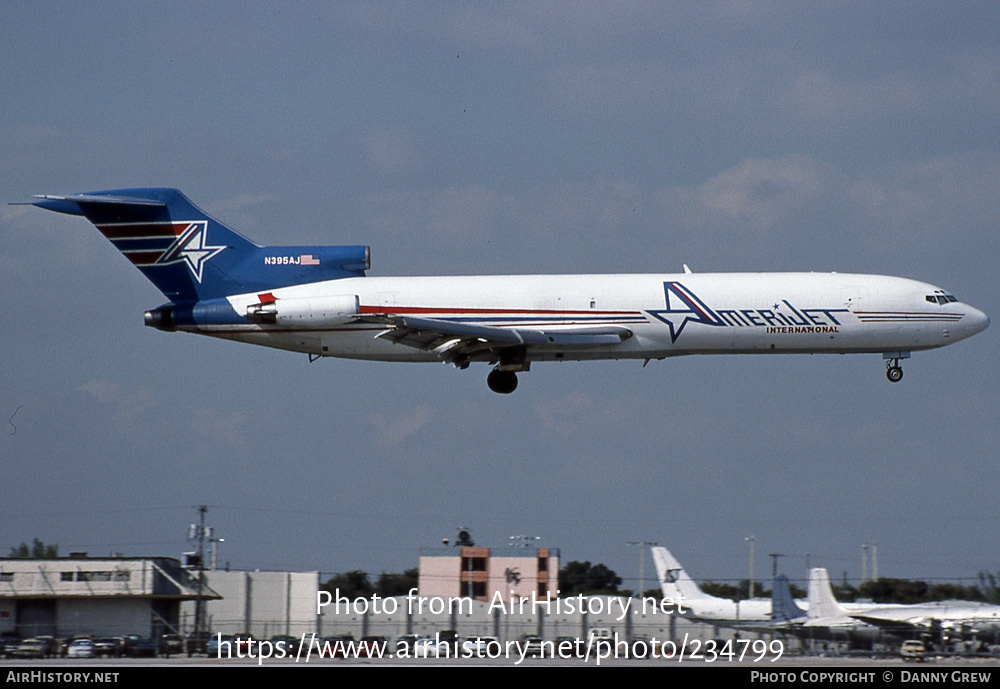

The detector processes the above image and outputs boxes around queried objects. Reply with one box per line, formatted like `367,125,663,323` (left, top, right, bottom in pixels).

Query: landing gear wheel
487,368,518,394
886,365,903,383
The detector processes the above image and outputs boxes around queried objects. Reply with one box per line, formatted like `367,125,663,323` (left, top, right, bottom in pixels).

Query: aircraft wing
848,614,920,631
365,314,632,367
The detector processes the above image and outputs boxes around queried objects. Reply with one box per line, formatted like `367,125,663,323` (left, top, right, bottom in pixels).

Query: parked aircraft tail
807,568,848,619
31,188,369,303
651,546,717,601
771,574,807,623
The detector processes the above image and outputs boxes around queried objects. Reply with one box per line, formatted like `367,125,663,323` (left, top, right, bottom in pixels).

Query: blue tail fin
770,574,806,623
32,188,368,303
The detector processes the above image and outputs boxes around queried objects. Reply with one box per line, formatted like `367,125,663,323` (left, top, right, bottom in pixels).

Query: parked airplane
651,545,805,628
28,188,990,393
774,568,886,645
780,568,1000,647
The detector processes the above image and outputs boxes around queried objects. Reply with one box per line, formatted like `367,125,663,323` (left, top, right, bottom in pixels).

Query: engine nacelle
144,305,177,331
246,294,360,327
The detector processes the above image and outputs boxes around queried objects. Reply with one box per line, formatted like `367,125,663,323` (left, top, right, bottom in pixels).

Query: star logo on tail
155,221,225,283
647,282,725,343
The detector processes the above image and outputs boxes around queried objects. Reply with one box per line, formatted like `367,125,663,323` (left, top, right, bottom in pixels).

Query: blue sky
2,2,998,591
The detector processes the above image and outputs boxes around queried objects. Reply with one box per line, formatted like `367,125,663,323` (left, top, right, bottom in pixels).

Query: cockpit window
926,292,958,305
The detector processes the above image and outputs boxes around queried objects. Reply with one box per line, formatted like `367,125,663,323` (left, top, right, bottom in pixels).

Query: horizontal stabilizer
33,193,166,215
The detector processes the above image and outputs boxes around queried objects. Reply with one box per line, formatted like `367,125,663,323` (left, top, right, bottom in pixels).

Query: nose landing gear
882,351,909,383
886,361,903,383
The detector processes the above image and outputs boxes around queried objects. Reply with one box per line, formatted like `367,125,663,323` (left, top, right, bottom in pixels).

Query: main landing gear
487,368,518,394
487,347,528,394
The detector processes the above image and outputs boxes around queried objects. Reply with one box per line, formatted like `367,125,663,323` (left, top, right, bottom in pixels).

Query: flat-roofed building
419,546,559,603
0,556,219,638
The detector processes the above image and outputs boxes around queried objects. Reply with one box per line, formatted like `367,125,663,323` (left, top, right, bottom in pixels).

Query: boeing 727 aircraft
28,188,990,393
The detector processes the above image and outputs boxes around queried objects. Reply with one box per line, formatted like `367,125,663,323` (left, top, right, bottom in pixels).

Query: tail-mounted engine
246,294,361,327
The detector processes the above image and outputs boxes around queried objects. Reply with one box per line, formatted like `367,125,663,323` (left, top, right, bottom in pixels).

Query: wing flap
366,314,632,366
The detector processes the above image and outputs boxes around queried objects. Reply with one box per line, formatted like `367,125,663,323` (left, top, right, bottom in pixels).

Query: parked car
518,634,544,657
901,640,926,662
60,635,92,657
231,634,254,656
270,635,300,656
11,638,48,659
358,635,388,657
554,636,585,658
0,633,21,658
66,639,96,659
186,630,212,656
206,634,233,657
394,634,420,654
321,634,354,658
123,635,157,657
462,636,500,655
413,637,449,658
93,637,125,657
159,633,184,657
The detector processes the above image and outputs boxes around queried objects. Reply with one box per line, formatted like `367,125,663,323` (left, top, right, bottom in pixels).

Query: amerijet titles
647,281,848,342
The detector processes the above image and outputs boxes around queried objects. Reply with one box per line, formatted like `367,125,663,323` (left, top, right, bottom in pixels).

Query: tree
8,538,58,558
977,572,1000,604
320,570,373,598
559,560,622,596
375,568,419,597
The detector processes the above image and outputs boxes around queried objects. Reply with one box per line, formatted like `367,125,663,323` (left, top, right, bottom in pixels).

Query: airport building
0,545,785,651
0,556,219,638
180,569,320,638
418,545,559,602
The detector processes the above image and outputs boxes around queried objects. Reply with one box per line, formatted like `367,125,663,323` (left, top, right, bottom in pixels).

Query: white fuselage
184,272,988,364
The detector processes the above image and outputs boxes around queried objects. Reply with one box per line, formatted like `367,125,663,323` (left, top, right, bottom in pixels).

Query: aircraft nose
963,306,990,335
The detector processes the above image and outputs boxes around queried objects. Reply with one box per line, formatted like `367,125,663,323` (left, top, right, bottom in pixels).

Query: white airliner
792,568,1000,644
651,545,805,628
28,188,990,393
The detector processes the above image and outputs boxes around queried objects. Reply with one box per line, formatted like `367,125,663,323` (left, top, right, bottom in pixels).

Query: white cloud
77,379,155,433
187,408,251,447
370,405,433,449
660,154,831,233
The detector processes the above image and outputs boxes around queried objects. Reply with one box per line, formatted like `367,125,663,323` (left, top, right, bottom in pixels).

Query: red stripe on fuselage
358,305,639,316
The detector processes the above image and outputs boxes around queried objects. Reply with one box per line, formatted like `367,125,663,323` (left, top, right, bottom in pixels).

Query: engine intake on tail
144,305,176,331
246,294,360,327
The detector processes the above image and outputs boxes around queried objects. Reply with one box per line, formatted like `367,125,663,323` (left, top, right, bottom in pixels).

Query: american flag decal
300,254,320,266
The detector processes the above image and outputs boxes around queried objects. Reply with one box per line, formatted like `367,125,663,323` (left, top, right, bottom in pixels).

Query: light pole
745,536,756,599
627,541,657,598
210,535,225,571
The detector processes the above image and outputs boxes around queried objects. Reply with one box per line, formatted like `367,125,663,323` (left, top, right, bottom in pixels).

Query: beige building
418,546,559,602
